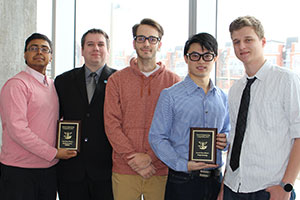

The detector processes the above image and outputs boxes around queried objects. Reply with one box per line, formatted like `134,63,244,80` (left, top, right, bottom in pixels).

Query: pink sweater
104,58,181,175
0,70,59,168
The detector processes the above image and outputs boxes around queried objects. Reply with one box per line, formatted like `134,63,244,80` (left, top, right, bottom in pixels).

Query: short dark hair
229,16,264,39
184,32,218,56
24,33,52,53
81,28,110,50
132,18,164,39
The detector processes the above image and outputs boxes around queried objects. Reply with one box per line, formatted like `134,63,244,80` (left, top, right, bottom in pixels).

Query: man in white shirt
220,16,300,200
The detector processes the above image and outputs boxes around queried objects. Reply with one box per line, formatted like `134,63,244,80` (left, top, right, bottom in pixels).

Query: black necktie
87,72,97,103
230,77,256,171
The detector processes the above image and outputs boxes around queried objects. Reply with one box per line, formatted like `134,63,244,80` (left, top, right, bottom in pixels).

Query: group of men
0,15,299,200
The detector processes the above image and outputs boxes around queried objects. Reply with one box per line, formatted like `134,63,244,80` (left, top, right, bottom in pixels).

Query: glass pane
197,0,217,83
37,0,52,38
197,0,216,36
55,0,75,76
37,0,52,77
217,0,300,93
76,0,188,78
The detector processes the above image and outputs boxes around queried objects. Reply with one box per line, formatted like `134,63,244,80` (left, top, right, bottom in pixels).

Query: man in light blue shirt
149,32,229,200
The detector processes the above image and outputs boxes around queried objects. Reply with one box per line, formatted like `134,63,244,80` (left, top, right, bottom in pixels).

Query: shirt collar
241,60,271,84
183,75,216,95
25,66,48,85
84,65,105,82
254,60,271,81
141,64,160,77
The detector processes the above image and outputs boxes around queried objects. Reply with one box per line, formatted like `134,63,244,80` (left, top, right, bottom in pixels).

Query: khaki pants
112,172,167,200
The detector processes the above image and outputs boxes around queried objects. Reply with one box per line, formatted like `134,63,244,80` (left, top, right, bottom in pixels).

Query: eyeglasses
27,46,51,54
186,52,215,62
134,35,161,44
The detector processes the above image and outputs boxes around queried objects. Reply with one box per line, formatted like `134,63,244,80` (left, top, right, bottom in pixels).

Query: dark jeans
165,169,221,200
224,184,296,200
0,163,57,200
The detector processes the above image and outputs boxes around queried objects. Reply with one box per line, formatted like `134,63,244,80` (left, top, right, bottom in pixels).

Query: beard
136,48,156,60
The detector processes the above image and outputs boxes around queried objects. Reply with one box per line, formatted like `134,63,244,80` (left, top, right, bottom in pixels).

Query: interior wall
0,0,37,145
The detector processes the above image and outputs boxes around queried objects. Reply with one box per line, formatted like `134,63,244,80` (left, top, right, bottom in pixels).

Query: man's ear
261,37,266,47
133,40,136,50
213,55,218,62
49,54,53,63
184,55,188,64
157,41,162,51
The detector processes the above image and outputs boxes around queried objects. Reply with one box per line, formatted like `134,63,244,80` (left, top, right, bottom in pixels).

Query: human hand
266,185,290,200
127,153,152,171
187,161,218,171
216,133,227,150
55,149,77,159
136,164,156,179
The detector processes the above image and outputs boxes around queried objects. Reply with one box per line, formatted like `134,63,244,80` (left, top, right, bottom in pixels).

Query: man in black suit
54,28,116,200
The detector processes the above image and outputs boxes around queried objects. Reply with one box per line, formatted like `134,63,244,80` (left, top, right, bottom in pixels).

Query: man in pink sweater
104,18,181,200
0,33,77,200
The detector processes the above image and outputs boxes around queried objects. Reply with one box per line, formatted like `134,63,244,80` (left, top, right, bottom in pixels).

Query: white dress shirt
224,60,300,193
25,66,48,86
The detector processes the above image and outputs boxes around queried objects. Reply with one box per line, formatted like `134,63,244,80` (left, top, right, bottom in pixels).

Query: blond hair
229,16,264,39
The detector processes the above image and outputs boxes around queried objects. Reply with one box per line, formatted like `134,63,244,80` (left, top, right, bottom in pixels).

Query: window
76,0,188,77
37,0,53,77
217,0,300,92
54,0,76,76
197,0,217,83
38,0,189,78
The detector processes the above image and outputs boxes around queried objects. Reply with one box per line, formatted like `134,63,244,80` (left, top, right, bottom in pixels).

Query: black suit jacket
54,64,116,182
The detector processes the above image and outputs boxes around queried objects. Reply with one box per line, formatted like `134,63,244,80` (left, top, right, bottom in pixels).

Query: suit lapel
90,64,111,104
75,66,89,104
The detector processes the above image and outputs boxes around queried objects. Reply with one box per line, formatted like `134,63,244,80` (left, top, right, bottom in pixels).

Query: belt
169,168,220,178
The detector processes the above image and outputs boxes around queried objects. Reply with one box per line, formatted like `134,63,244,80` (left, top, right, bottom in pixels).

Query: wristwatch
279,181,293,192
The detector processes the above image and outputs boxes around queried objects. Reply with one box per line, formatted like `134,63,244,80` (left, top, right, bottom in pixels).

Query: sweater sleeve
0,79,57,162
104,75,137,162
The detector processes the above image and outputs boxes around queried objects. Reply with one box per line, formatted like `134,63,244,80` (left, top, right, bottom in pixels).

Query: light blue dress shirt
149,75,230,172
